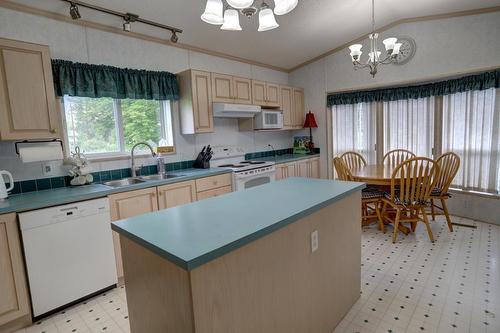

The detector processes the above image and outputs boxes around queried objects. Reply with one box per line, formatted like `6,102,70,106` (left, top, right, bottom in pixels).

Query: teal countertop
250,153,320,164
112,177,365,271
0,168,231,214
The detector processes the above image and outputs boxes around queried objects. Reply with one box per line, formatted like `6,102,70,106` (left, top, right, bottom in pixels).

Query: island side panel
119,236,195,333
190,191,362,333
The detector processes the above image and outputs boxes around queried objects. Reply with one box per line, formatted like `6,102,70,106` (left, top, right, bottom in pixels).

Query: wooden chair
333,157,384,231
340,151,367,171
383,149,416,165
381,157,440,243
429,152,460,232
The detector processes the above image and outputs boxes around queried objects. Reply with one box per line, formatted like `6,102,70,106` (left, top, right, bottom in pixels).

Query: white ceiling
8,0,500,70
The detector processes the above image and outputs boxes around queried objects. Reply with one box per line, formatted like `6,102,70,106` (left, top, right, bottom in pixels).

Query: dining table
350,164,412,234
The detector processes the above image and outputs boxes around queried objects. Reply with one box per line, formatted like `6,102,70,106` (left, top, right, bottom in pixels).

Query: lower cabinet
0,213,30,329
197,185,232,200
276,157,320,180
157,181,197,209
108,188,159,281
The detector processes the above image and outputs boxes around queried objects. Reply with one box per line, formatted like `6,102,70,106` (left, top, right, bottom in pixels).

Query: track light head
170,31,178,43
123,20,131,32
69,2,81,20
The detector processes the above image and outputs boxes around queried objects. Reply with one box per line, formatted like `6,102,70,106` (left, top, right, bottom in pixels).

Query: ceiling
7,0,500,71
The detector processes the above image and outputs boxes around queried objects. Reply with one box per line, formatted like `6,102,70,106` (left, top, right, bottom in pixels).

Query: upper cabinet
0,38,61,140
293,88,305,128
280,86,294,129
178,69,214,134
212,74,252,105
251,80,280,107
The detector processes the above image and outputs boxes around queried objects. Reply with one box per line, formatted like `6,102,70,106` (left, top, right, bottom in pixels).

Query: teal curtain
52,60,179,101
327,68,500,106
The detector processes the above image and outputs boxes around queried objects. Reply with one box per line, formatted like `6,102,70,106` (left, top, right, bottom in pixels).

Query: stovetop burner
240,161,266,165
219,164,245,168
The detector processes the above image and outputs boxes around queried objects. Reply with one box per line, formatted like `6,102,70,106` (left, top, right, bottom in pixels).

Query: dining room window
383,97,435,158
331,102,378,164
441,88,500,194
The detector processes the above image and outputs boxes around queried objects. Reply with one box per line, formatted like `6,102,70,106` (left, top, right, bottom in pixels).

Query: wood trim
0,1,288,73
288,6,500,73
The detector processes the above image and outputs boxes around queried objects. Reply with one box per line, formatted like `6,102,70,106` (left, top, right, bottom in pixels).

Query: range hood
213,103,261,118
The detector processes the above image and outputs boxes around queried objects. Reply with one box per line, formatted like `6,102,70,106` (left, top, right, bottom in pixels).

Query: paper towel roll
19,143,64,163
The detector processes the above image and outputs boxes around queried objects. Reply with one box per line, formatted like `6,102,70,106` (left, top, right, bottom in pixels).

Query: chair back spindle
435,152,460,195
340,151,367,171
333,157,354,181
384,149,416,165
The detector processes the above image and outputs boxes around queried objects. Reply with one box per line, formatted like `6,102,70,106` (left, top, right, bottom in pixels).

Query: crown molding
287,5,500,73
0,0,289,73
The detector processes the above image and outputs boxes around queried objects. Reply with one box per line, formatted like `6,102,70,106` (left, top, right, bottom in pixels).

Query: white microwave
254,109,283,129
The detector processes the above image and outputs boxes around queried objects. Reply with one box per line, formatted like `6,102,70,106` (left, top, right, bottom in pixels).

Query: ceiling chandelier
201,0,298,31
348,0,402,77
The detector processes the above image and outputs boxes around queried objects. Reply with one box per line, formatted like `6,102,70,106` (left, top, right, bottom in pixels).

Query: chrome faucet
131,142,156,177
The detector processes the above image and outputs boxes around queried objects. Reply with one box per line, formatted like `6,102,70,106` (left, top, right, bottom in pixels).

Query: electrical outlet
41,161,58,177
311,230,319,253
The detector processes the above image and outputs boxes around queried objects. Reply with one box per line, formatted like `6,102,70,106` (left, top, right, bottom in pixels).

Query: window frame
61,97,175,160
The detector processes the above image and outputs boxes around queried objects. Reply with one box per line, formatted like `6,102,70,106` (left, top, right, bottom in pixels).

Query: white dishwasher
19,198,117,318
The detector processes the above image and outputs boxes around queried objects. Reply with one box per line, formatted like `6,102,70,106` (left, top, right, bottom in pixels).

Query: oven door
234,171,276,191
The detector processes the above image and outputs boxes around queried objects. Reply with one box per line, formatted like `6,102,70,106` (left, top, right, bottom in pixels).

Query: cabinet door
191,70,213,133
310,158,320,179
286,162,296,178
233,77,252,104
280,86,293,128
0,38,60,140
297,160,310,177
0,213,30,326
266,83,280,107
251,80,267,106
211,73,234,103
108,188,158,281
158,181,197,209
275,164,287,180
293,88,305,128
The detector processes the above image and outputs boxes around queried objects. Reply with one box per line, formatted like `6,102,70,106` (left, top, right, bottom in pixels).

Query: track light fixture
69,2,81,20
61,0,182,41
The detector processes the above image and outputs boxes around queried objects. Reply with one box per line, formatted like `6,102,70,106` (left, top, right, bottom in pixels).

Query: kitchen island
112,177,365,333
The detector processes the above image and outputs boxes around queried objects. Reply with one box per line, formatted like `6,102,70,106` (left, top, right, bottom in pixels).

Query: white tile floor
15,216,499,333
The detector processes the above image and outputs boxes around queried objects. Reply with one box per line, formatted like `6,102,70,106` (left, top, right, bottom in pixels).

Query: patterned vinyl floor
14,216,499,333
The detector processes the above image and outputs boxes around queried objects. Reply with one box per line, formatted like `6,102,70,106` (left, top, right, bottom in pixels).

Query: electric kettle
0,170,14,200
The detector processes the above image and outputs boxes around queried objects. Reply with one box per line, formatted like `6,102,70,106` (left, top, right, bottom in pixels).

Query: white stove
210,146,276,191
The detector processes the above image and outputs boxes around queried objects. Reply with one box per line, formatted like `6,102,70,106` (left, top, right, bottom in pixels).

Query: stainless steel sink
103,178,146,188
139,174,185,181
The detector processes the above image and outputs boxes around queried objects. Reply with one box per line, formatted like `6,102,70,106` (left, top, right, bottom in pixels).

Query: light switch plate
311,230,319,253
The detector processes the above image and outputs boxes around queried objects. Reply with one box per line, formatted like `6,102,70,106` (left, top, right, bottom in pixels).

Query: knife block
193,152,210,169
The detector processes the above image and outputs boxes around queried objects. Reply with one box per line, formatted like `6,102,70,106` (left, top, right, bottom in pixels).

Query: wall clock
394,36,416,65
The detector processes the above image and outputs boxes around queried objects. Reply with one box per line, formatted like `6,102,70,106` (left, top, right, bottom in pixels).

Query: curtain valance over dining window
327,68,500,106
51,59,180,101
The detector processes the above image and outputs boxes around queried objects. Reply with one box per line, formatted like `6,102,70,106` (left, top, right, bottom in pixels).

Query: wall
289,11,500,225
0,7,294,181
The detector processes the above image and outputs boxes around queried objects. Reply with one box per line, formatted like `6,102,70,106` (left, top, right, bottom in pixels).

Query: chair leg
375,201,384,233
430,199,436,221
441,198,453,232
420,208,435,242
392,208,401,243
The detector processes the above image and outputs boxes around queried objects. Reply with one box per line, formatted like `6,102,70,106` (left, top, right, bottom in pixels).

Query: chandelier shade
258,7,279,31
274,0,298,15
201,0,224,25
226,0,254,9
221,8,242,30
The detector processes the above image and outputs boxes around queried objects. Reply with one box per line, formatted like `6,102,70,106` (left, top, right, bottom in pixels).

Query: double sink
103,173,185,188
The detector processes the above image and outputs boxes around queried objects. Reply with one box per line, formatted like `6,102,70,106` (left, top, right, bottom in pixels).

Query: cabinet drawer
197,185,232,200
196,173,232,192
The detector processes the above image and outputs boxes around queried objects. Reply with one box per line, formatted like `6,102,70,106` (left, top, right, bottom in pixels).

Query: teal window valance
327,68,500,106
51,60,179,101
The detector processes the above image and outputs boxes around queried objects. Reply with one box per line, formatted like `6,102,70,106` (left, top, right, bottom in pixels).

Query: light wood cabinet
276,157,320,180
293,88,305,128
212,74,252,105
197,185,232,200
195,173,232,192
310,157,320,179
297,159,310,177
251,80,280,107
280,86,294,129
275,162,297,180
0,213,30,328
178,69,213,134
157,181,197,209
108,188,159,281
0,38,60,140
